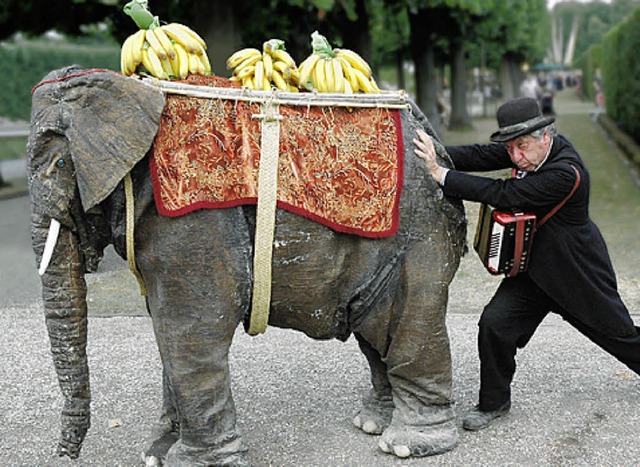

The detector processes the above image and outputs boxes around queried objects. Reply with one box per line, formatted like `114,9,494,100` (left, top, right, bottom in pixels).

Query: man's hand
413,129,445,184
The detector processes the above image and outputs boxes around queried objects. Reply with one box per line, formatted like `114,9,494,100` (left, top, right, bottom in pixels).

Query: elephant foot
378,419,458,458
352,392,394,435
141,416,180,466
164,434,249,467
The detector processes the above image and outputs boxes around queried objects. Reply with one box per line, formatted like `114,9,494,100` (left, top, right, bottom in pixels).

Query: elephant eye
45,153,66,176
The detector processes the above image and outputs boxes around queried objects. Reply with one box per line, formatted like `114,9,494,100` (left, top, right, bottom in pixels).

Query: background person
413,97,640,431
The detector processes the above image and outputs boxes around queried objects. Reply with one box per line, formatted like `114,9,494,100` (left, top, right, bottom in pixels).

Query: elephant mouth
38,218,61,276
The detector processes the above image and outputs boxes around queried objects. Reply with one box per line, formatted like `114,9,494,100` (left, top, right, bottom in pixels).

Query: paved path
1,89,638,465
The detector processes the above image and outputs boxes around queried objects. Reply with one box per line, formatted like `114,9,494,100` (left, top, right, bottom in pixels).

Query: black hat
490,97,555,142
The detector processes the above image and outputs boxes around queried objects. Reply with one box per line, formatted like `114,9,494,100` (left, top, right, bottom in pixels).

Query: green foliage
0,137,28,161
0,36,120,121
578,42,602,103
464,0,548,69
601,5,640,141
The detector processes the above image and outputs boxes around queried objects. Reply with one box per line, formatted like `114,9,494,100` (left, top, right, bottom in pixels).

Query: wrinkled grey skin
28,66,466,465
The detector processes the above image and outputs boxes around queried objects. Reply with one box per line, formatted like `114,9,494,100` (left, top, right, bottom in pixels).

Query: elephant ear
43,67,165,211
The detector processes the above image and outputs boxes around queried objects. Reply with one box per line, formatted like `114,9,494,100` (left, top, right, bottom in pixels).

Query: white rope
139,76,410,109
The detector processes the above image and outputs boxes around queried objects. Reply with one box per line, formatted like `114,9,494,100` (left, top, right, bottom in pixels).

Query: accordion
474,204,536,277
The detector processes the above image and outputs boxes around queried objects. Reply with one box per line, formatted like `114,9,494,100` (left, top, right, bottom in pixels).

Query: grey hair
531,124,557,139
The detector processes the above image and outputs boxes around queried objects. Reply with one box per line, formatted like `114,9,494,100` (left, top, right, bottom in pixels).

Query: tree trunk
499,55,522,101
395,50,405,91
340,0,371,64
448,39,472,131
409,10,440,134
192,2,242,78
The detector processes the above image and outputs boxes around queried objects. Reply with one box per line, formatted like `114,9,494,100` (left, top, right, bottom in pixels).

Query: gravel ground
2,306,639,466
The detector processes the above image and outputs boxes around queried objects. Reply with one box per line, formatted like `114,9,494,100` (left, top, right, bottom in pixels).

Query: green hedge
1,37,120,121
601,7,640,142
577,43,602,104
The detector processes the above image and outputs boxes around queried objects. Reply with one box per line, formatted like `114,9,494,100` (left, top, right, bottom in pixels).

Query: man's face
503,131,551,172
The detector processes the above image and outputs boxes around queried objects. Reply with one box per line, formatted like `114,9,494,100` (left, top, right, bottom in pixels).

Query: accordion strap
536,165,581,229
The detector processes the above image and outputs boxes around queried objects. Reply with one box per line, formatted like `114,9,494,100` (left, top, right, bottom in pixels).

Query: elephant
27,66,466,465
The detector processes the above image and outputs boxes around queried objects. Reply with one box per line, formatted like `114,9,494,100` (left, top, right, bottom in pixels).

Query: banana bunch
120,0,211,80
227,39,300,92
297,31,380,94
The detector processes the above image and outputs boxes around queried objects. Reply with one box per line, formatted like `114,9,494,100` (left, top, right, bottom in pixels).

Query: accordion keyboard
488,222,505,272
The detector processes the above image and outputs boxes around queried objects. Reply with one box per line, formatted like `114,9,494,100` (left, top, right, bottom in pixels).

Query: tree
405,1,494,131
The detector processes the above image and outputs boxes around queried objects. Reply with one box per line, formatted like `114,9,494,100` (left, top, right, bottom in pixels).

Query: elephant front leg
352,333,394,435
147,297,249,467
136,209,253,466
143,369,179,465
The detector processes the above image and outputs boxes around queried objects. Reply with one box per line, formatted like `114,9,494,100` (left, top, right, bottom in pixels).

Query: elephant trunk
32,217,91,459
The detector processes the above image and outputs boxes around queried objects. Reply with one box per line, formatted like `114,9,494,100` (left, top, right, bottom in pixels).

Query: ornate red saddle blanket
151,75,404,238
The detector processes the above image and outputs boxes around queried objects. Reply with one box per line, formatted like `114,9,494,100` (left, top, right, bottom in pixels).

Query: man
413,97,640,431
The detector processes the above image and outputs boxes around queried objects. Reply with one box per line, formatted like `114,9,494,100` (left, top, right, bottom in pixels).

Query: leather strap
505,164,580,277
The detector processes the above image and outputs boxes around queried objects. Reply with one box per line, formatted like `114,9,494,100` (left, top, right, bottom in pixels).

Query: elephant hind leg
352,333,394,435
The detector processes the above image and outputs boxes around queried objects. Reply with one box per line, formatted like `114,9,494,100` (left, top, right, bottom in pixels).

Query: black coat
444,135,635,337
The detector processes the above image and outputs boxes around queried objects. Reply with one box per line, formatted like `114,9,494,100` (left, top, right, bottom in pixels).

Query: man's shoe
462,401,511,431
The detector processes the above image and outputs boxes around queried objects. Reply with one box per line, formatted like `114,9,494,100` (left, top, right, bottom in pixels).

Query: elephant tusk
38,219,61,276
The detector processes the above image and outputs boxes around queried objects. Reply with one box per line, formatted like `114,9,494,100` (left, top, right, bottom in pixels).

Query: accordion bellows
474,204,536,277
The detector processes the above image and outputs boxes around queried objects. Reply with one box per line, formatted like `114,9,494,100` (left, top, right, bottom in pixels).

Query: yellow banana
287,67,300,86
262,52,273,81
271,49,296,68
160,54,175,78
234,53,262,74
162,23,200,54
335,48,371,77
242,75,254,88
173,43,189,79
323,59,334,92
254,60,265,90
272,60,288,74
167,44,181,77
288,84,299,93
369,76,381,93
198,51,212,74
141,47,168,79
337,57,359,93
187,52,203,75
120,33,137,75
145,28,168,60
130,29,146,65
271,69,288,91
312,59,326,92
353,68,375,93
262,76,272,91
226,48,261,69
331,57,345,93
233,64,255,81
170,23,207,51
152,26,177,61
273,61,299,86
297,54,321,89
344,80,353,94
